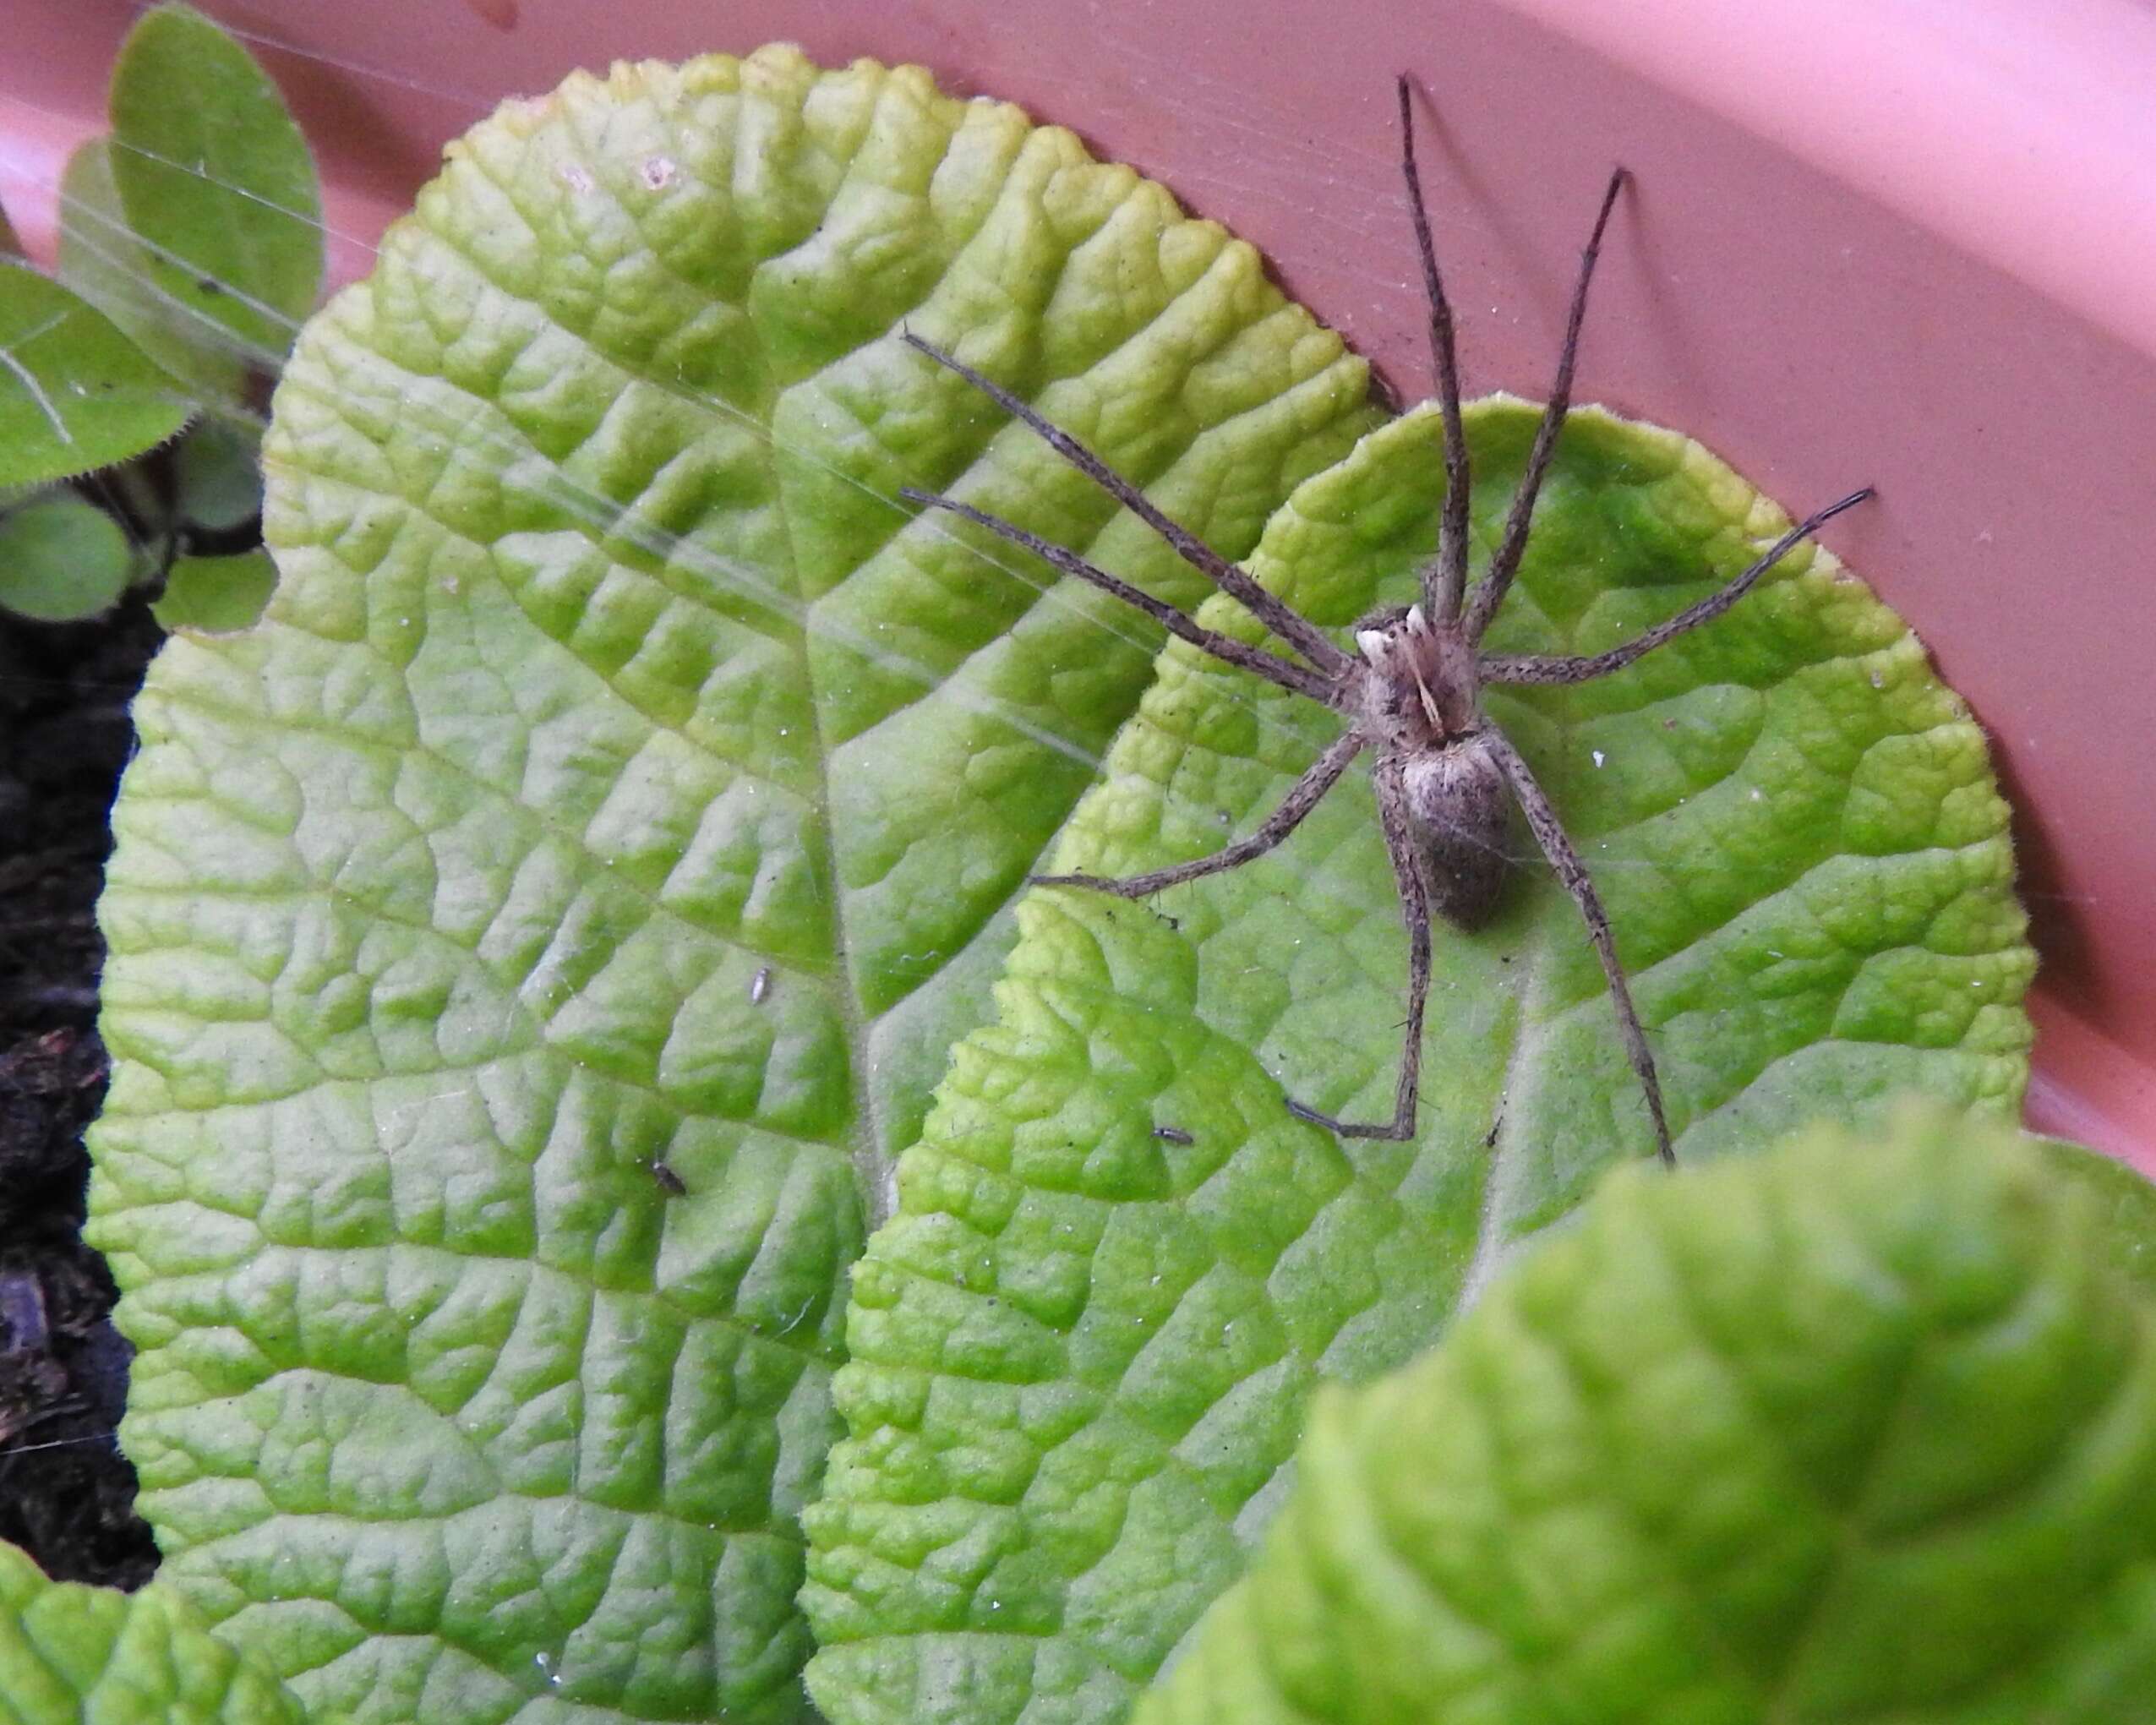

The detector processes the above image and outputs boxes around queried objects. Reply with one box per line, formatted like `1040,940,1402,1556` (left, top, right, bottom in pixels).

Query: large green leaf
106,3,323,367
0,1540,316,1722
1133,1108,2156,1723
89,45,1371,1724
800,403,2034,1722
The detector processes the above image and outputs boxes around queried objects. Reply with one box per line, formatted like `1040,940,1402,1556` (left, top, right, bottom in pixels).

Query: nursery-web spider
901,79,1871,1165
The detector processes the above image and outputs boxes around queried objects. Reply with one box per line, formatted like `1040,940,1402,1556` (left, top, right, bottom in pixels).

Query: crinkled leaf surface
107,2,323,366
801,404,2034,1723
0,261,191,486
1134,1107,2156,1724
0,1541,317,1723
88,45,1370,1725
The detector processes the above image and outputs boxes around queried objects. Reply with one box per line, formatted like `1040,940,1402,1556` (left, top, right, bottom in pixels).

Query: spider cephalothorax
1349,603,1510,931
899,79,1870,1165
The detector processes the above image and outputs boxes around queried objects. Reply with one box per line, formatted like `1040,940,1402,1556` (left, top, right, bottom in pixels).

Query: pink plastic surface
7,0,2152,1172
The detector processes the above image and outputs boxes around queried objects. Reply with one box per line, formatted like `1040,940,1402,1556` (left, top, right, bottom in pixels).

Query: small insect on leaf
748,965,772,1006
647,1160,686,1197
1152,1125,1195,1145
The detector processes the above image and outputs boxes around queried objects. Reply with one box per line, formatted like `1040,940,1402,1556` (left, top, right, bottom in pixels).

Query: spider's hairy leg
1475,486,1876,688
1482,729,1675,1166
898,331,1352,676
1461,165,1629,645
901,489,1334,702
1034,729,1364,898
1395,75,1473,625
1284,761,1433,1142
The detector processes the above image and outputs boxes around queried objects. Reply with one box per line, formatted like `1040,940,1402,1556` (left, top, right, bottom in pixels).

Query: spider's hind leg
1482,728,1676,1166
1034,731,1365,900
1281,760,1433,1143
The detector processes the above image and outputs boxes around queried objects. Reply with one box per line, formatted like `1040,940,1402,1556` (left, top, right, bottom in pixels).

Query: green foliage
0,1540,315,1722
1133,1107,2156,1724
0,3,295,625
2037,1135,2156,1298
49,30,2115,1725
57,136,248,406
800,403,2033,1723
139,419,276,632
0,262,190,488
0,490,136,622
150,548,276,634
89,45,1371,1723
172,414,264,532
106,2,323,368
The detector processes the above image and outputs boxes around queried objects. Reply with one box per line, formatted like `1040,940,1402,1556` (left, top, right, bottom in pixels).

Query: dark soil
0,595,162,1590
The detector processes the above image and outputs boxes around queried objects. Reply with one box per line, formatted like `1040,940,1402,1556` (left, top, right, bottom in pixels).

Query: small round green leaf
57,135,251,405
1136,1108,2156,1724
107,2,324,363
0,261,191,485
173,413,265,532
0,491,136,621
151,547,275,634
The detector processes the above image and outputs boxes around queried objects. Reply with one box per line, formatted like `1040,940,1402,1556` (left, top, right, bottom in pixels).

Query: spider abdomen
1397,735,1510,930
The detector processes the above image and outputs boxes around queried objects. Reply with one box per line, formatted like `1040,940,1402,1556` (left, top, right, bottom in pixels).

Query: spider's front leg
1034,729,1364,898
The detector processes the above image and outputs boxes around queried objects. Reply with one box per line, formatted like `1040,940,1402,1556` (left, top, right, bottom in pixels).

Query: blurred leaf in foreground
1138,1106,2156,1725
